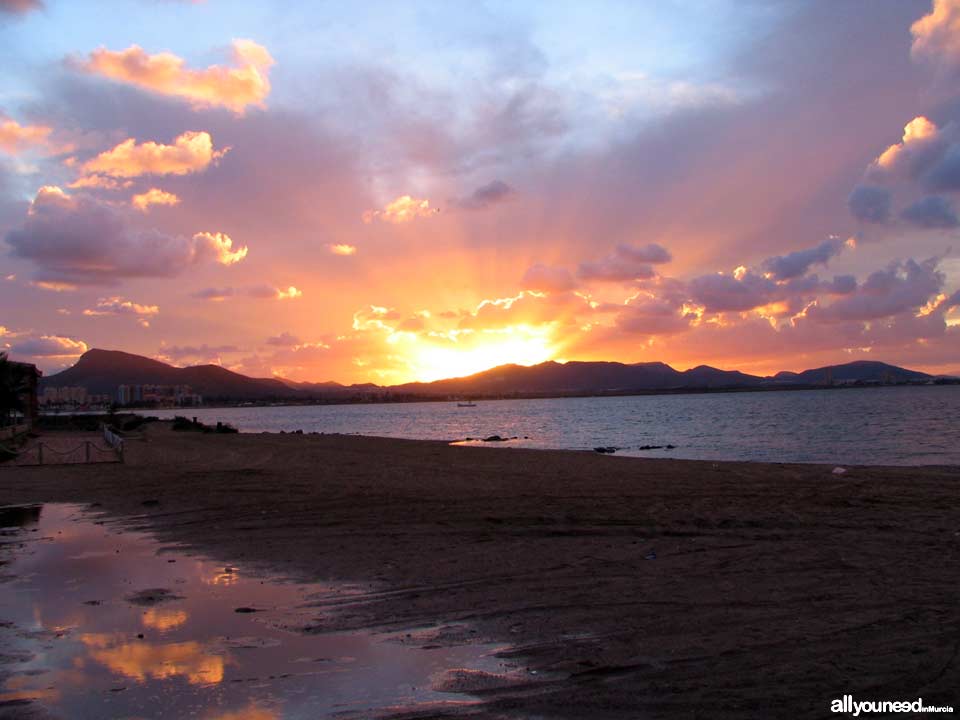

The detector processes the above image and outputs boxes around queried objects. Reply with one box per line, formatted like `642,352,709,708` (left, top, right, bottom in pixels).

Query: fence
1,434,123,467
102,424,125,462
0,423,30,441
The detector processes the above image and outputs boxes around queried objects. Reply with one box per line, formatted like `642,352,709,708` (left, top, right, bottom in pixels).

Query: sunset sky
2,0,960,384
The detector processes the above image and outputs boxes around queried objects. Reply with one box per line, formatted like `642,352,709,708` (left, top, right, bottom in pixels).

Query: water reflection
142,607,189,632
0,504,514,718
210,704,280,720
80,633,226,685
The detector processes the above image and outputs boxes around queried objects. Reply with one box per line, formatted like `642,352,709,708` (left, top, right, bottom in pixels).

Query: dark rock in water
638,445,664,451
125,588,184,606
141,499,160,507
594,446,618,454
234,607,261,613
483,435,505,442
665,444,676,449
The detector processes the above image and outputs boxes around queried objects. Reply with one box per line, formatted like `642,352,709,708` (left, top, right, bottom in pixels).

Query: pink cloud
80,131,228,178
131,188,180,212
80,40,274,113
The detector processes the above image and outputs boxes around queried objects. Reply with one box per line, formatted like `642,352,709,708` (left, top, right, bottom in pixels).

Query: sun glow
409,328,556,382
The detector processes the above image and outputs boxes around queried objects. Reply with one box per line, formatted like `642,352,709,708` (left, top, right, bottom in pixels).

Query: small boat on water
457,402,477,407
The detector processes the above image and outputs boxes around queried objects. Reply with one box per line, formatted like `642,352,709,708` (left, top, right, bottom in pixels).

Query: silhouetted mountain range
40,349,294,401
35,349,944,404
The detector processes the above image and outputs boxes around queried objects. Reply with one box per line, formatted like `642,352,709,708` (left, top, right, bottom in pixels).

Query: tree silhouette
0,352,28,425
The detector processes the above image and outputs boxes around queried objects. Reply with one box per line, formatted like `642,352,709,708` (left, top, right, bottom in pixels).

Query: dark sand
2,423,958,718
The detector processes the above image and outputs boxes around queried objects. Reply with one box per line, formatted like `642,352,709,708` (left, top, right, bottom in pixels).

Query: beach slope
2,424,958,718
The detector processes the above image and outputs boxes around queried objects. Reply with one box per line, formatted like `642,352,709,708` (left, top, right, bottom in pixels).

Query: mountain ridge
32,349,941,402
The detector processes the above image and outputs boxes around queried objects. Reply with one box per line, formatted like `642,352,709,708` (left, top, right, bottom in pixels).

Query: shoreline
2,425,958,718
85,378,960,413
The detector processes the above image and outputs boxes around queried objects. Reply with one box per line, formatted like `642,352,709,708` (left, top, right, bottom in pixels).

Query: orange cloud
911,0,960,65
275,285,302,300
81,131,228,178
68,174,132,190
28,184,73,210
30,280,77,292
363,195,438,224
192,231,249,265
132,188,181,212
875,116,938,168
329,243,357,255
82,39,274,113
0,116,53,154
82,296,160,318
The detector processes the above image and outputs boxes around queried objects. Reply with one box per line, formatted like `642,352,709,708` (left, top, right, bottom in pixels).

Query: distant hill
36,349,936,403
392,360,765,396
39,349,301,401
772,360,931,385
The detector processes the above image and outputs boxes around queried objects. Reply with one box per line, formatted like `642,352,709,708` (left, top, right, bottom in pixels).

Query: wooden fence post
85,441,91,463
38,443,43,465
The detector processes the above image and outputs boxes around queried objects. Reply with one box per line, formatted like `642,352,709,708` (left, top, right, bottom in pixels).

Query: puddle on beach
0,504,518,719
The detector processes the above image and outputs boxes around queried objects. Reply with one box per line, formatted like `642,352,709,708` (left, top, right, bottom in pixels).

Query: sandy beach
2,423,958,719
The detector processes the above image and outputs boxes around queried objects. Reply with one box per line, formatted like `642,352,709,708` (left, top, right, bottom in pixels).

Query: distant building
40,386,87,406
115,384,202,407
40,386,111,410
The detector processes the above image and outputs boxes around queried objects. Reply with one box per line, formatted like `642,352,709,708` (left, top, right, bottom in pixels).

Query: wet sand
2,423,958,719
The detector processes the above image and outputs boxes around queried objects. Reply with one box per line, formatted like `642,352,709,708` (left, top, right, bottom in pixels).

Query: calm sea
146,385,960,466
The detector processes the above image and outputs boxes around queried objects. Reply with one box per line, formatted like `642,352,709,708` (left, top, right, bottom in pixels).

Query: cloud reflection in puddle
0,503,515,718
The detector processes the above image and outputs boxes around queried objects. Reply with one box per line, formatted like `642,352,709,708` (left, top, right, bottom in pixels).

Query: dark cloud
615,295,692,336
808,257,945,323
191,287,234,300
922,143,960,191
5,189,246,285
453,180,515,210
848,185,892,223
824,274,858,295
578,243,670,283
763,237,845,280
5,190,196,285
688,271,777,313
900,194,959,227
10,334,86,357
266,332,301,346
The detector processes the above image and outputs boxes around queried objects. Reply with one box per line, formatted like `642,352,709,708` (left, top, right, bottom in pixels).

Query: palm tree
0,352,28,426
